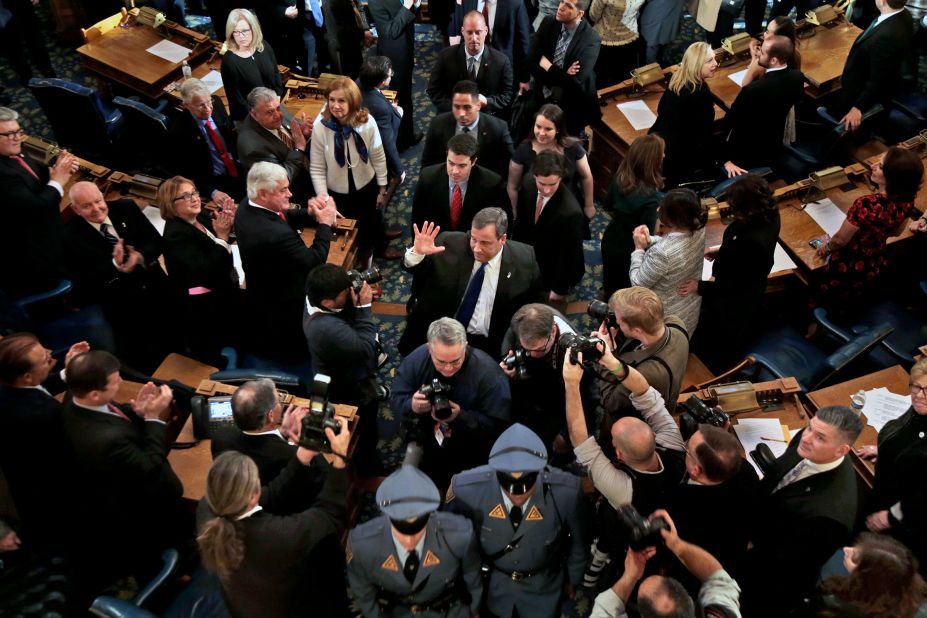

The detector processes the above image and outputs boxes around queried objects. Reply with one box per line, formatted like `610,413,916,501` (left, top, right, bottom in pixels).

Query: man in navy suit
0,107,78,298
449,0,531,93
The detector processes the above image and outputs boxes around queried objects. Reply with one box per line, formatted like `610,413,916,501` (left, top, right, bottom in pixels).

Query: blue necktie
456,262,487,328
309,0,323,26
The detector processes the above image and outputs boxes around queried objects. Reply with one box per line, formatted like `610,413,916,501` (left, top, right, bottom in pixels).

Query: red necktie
12,155,38,180
482,1,492,43
450,184,463,229
205,119,238,178
107,403,132,422
535,194,545,223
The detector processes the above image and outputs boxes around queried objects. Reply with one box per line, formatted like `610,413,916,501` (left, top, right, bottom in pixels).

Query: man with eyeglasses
0,106,78,298
391,317,511,494
62,181,173,371
168,78,242,208
398,207,544,359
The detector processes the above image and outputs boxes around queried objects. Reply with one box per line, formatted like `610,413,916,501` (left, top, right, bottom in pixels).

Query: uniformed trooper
445,423,588,618
346,464,484,618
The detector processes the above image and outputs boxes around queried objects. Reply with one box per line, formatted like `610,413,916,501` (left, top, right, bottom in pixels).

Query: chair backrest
208,369,306,393
814,323,895,390
28,78,123,159
112,97,170,173
81,8,129,43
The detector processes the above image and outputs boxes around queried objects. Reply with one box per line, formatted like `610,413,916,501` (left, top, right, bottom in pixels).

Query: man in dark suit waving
834,0,914,131
234,161,336,360
527,0,601,136
427,11,513,115
421,80,515,179
412,133,509,233
449,0,531,93
739,406,864,617
399,207,544,358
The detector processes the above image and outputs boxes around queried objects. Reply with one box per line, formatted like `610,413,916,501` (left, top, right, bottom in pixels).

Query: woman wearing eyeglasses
157,176,240,365
220,8,285,121
856,357,927,573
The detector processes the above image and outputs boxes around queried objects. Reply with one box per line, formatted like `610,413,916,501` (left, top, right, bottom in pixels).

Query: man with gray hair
234,161,336,359
237,86,315,204
391,316,511,492
740,405,864,617
167,78,241,207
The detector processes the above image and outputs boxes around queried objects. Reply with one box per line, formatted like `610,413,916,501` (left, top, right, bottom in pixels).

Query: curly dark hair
726,174,778,223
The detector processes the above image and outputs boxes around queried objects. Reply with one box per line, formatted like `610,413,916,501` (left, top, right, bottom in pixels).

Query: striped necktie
544,28,570,98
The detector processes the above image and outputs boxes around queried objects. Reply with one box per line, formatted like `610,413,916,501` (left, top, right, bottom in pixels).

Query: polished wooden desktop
806,365,911,485
681,377,809,434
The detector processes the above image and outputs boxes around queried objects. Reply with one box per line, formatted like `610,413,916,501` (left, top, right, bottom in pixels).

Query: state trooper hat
488,423,548,474
376,465,441,522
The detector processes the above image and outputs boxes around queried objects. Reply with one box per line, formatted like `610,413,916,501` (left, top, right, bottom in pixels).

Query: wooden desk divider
107,171,163,202
686,377,803,417
597,66,675,106
194,379,358,423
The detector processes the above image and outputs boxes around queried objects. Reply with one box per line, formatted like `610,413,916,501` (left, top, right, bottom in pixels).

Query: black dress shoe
384,227,403,240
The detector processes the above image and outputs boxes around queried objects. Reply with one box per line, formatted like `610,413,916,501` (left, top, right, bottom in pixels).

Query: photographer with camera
391,317,511,493
563,343,686,587
499,303,594,463
303,263,385,475
197,414,352,618
591,509,742,618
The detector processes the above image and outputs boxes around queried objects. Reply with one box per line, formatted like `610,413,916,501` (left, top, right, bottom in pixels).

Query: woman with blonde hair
197,418,351,618
310,76,390,261
649,42,718,189
220,8,284,121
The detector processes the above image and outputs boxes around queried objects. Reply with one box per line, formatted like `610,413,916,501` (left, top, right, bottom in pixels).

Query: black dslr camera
347,266,383,293
502,348,530,379
616,504,670,550
559,332,605,367
587,300,618,330
678,395,730,441
299,374,342,453
419,378,453,421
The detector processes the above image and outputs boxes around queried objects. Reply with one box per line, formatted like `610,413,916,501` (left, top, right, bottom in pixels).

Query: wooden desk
163,49,229,111
301,223,360,269
152,353,219,388
806,365,911,485
77,21,214,100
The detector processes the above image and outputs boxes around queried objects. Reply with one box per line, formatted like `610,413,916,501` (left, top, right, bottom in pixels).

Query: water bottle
182,60,192,79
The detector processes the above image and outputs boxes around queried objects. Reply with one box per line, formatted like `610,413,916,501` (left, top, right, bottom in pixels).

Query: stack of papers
861,387,911,433
734,418,792,478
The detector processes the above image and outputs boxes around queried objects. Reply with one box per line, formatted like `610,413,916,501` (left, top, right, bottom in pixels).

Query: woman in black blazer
677,175,780,371
649,41,719,189
157,176,240,364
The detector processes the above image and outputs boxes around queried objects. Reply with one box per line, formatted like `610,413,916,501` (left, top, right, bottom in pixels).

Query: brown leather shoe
384,227,404,240
375,246,404,260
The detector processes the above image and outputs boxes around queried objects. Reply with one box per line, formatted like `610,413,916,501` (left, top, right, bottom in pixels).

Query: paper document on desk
616,100,657,131
803,198,846,236
200,70,223,93
862,387,911,433
231,245,246,286
727,68,749,86
142,205,166,235
147,39,192,64
772,242,796,272
734,418,790,478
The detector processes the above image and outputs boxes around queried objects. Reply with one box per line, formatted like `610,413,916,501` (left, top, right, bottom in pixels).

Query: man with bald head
427,11,513,115
62,181,171,370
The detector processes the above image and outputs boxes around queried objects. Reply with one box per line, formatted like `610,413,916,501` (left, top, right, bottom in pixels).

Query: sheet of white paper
862,387,911,433
231,245,246,286
146,39,192,63
734,418,789,478
142,205,165,235
616,100,657,131
727,68,749,87
200,69,224,93
702,258,713,281
771,242,796,273
803,198,846,236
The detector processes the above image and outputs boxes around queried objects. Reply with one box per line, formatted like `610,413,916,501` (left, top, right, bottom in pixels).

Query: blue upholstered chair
89,549,179,618
112,96,171,173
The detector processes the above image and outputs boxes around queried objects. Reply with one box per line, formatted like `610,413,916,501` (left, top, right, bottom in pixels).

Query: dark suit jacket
398,232,545,356
166,99,243,201
367,0,417,88
62,199,166,308
62,399,187,570
360,87,404,179
421,112,515,180
427,44,514,114
528,17,601,124
836,9,914,116
450,0,531,83
411,163,510,233
234,199,331,352
725,68,805,170
740,430,858,617
513,184,585,295
0,154,65,298
162,215,238,297
236,114,313,204
210,428,296,484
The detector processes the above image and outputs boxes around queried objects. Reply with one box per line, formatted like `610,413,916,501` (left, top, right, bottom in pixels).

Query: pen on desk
760,436,788,443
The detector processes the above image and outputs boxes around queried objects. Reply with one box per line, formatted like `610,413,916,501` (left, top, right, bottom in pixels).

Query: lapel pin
506,271,512,279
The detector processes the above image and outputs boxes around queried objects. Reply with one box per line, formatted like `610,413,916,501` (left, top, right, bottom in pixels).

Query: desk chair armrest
14,279,72,312
746,352,794,387
209,369,304,391
889,95,927,122
708,167,773,199
817,104,884,135
782,142,821,166
135,548,180,606
813,323,894,390
90,598,158,618
812,307,853,344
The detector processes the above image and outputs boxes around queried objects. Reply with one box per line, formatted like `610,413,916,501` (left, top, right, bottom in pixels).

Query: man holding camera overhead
390,317,511,494
303,263,385,475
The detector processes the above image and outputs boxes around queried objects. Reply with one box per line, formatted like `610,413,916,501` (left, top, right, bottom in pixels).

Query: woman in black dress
220,8,285,121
